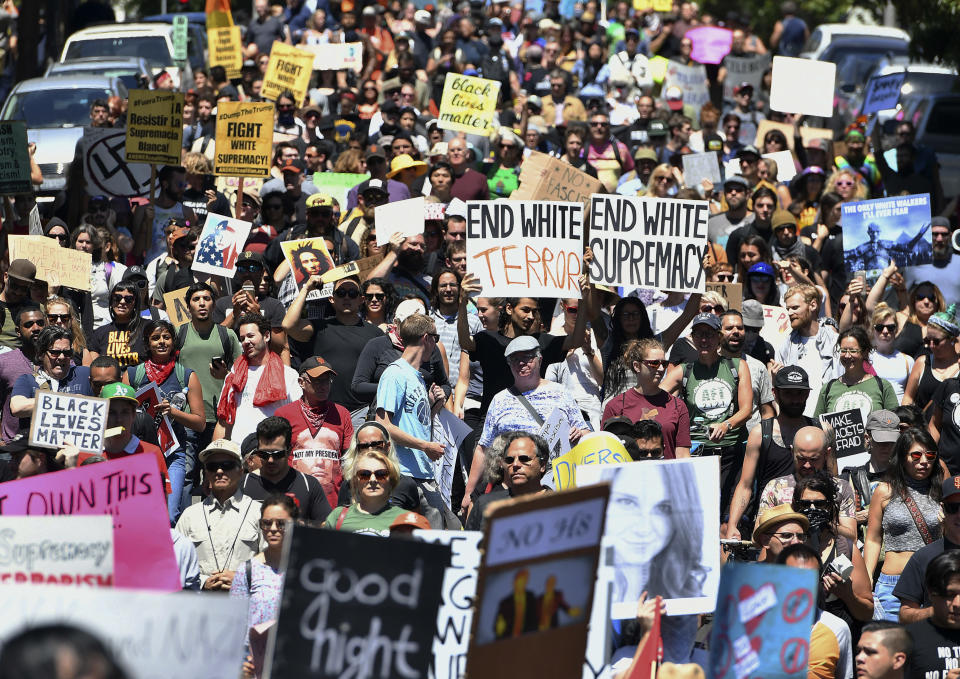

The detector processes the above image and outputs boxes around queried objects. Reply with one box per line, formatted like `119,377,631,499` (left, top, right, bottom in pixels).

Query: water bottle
169,388,188,412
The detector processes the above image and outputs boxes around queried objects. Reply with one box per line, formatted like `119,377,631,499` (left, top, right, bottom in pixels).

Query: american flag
192,213,251,277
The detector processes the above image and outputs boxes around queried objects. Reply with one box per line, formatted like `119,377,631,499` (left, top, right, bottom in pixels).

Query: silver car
45,57,152,91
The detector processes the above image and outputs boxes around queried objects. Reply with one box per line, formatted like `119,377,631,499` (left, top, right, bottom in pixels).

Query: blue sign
860,72,906,115
842,193,932,277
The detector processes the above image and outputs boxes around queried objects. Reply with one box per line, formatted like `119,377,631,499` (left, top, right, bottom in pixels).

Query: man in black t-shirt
906,551,960,678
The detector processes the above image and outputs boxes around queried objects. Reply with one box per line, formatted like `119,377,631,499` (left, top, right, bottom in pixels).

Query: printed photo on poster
842,194,932,279
192,212,253,278
280,236,335,300
578,457,720,617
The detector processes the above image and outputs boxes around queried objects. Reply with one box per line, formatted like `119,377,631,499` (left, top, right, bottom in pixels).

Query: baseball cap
101,382,139,405
362,178,389,196
199,438,243,464
306,193,334,209
723,174,750,190
664,86,683,110
634,147,658,163
647,120,668,137
737,144,761,159
773,366,810,390
394,298,426,324
414,9,432,23
428,141,448,157
504,335,540,357
122,265,148,282
741,299,764,328
865,410,900,443
390,511,431,532
748,262,776,278
943,476,960,502
602,416,636,438
691,313,721,331
280,159,305,174
7,260,36,285
753,504,809,544
236,250,265,268
362,5,377,15
734,82,754,95
365,147,386,161
299,356,337,378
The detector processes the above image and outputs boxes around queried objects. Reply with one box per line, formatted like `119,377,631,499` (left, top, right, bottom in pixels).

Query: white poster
375,196,426,245
539,406,572,463
577,457,721,617
762,150,797,182
432,409,473,510
682,151,722,189
0,516,113,587
770,56,835,118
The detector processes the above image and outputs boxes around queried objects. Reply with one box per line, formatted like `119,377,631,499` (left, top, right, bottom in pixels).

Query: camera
826,553,853,581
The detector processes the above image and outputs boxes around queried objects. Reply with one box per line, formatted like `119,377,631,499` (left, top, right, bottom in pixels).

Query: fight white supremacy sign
29,393,108,454
588,194,710,293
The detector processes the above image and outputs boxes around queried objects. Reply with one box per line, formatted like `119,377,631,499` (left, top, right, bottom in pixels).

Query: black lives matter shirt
907,619,960,679
90,322,148,369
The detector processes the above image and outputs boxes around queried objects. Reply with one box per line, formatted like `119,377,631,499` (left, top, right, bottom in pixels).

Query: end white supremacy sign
466,200,584,298
588,194,710,293
29,392,108,454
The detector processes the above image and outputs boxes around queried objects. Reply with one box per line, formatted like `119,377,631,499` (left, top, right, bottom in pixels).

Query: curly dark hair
886,427,942,502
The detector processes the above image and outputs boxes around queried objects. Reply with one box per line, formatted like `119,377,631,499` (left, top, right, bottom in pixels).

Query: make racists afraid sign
267,525,450,678
588,194,710,293
818,408,866,459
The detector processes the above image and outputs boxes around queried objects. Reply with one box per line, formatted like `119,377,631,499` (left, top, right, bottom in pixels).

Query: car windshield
2,88,113,128
902,72,959,97
64,36,172,67
833,45,910,86
53,67,144,90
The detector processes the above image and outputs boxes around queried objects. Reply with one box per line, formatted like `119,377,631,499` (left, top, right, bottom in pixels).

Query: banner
172,14,189,62
579,458,720,617
9,235,93,290
706,281,742,311
0,584,247,679
770,56,835,118
0,121,31,195
124,89,184,166
162,286,192,327
709,562,818,679
375,196,426,245
682,151,722,190
266,524,450,678
302,42,363,72
208,26,243,79
214,101,274,177
587,194,710,293
261,41,315,103
819,408,866,459
721,54,769,101
0,516,113,587
510,150,603,209
191,212,253,278
0,455,180,591
552,432,630,490
415,530,482,679
687,26,733,65
841,194,932,280
861,72,906,115
134,382,181,456
466,200,584,298
437,72,501,137
28,392,107,454
665,61,710,109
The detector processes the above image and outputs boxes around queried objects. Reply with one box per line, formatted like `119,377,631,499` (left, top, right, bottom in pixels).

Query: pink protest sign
0,454,180,591
687,26,733,65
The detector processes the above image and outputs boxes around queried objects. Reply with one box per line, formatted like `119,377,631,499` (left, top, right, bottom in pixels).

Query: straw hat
752,504,809,545
386,153,428,179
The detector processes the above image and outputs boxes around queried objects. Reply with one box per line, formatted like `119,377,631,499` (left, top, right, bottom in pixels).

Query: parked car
45,57,153,92
0,75,128,196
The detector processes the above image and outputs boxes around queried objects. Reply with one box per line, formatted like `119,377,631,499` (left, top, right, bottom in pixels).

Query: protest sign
162,286,192,327
280,236,335,301
320,252,386,285
134,382,180,456
433,409,472,511
172,14,188,62
763,150,797,182
302,42,363,72
312,171,368,209
80,127,152,198
721,53,769,100
375,196,426,245
437,72,501,137
709,562,818,679
261,41,315,103
819,408,866,463
0,516,113,587
467,484,608,679
466,200,584,298
539,407,572,463
799,126,834,149
510,150,604,209
682,151,721,189
760,303,790,346
861,71,907,115
0,584,247,679
665,61,710,109
29,392,107,454
754,119,797,151
9,235,93,290
686,26,733,64
588,194,710,293
706,281,742,311
191,212,253,278
770,56,836,117
214,101,274,177
578,457,720,617
552,432,630,490
0,455,180,591
267,524,450,678
215,175,265,212
415,530,482,679
208,26,243,78
841,194,933,280
124,89,184,166
0,121,30,195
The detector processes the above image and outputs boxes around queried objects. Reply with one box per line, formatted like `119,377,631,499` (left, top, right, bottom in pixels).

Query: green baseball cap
100,382,139,405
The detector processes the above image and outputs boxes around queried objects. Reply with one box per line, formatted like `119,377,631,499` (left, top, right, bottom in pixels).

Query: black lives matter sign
29,392,108,454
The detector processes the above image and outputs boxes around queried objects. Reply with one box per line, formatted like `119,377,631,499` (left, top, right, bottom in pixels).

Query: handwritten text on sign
437,73,501,137
29,392,108,454
466,200,584,298
861,72,906,115
0,121,31,195
588,194,710,293
819,408,866,458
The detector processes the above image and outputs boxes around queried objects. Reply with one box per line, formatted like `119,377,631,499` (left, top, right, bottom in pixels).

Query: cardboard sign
0,121,31,195
162,286,192,326
302,42,363,72
466,485,608,679
762,150,797,182
312,171,368,209
0,584,247,679
682,151,722,189
665,61,710,109
415,530,482,679
709,562,818,679
214,101,274,177
80,127,153,198
375,196,426,245
587,194,710,293
437,72,501,137
819,408,866,459
687,26,733,65
510,150,603,210
280,236,336,301
721,54,770,101
466,200,584,298
432,410,472,511
799,126,835,149
9,234,93,290
261,41,315,103
760,303,790,346
538,407,572,463
320,252,385,285
552,432,630,490
0,516,113,587
191,212,253,278
841,194,933,280
266,525,450,678
0,455,181,591
770,56,836,117
29,392,108,454
578,458,720,617
124,89,184,166
754,119,797,152
706,281,743,310
861,71,907,115
208,26,243,79
172,14,189,62
134,382,180,456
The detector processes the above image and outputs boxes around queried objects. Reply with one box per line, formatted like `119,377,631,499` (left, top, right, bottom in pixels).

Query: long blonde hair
45,296,86,355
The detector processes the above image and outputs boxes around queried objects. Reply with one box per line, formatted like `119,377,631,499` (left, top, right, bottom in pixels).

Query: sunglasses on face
21,319,45,328
356,468,390,481
590,121,609,128
333,288,360,299
636,448,664,459
794,499,829,510
366,292,386,301
46,349,70,358
916,293,936,303
255,449,287,461
641,359,669,369
204,460,240,473
357,440,387,450
924,336,947,347
503,454,536,465
700,304,723,313
113,294,135,304
47,313,71,323
874,323,897,334
50,232,68,241
945,502,960,515
715,273,735,281
564,305,578,314
772,531,807,541
908,450,938,462
259,519,287,531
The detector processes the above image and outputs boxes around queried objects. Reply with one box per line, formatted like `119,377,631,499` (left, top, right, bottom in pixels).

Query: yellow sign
162,287,192,327
437,72,501,137
652,0,672,10
209,26,243,79
552,432,630,490
261,42,315,104
9,236,93,291
124,90,184,166
214,101,274,178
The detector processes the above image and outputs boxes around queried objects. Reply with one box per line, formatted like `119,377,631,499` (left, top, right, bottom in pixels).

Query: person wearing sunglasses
176,438,263,591
864,428,944,621
867,304,915,403
360,278,397,330
45,296,89,366
814,327,898,421
753,503,811,564
86,280,148,370
586,109,634,193
325,444,408,535
904,300,958,413
465,432,549,532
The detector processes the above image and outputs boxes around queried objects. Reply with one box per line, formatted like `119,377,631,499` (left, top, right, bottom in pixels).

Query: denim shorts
873,573,900,621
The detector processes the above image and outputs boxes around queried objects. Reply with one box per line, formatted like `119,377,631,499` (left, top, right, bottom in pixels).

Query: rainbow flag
206,0,233,29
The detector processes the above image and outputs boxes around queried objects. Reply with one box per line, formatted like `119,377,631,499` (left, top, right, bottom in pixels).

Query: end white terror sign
588,194,710,293
29,392,109,454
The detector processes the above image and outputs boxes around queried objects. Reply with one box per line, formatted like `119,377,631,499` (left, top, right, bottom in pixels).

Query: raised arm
281,274,319,342
661,293,702,348
457,273,481,354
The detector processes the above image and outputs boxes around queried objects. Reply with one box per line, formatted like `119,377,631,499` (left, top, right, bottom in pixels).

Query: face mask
801,506,831,532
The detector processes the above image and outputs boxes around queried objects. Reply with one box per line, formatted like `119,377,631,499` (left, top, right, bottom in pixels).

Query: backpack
176,323,234,366
132,361,186,390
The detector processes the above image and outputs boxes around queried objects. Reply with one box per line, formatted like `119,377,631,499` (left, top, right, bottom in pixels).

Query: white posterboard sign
432,409,473,511
861,72,907,115
0,516,114,587
682,151,722,189
302,42,363,72
770,56,836,118
375,196,426,245
539,406,572,463
29,392,108,454
762,150,797,182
